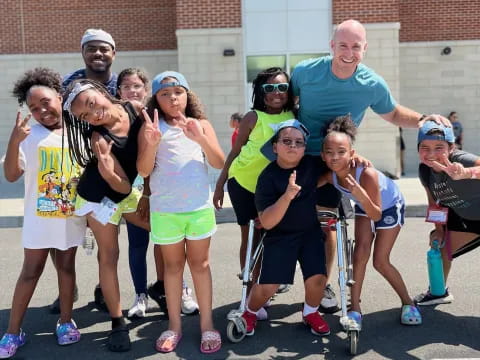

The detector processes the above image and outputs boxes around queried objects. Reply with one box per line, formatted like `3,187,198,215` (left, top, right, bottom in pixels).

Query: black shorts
258,227,326,285
447,208,480,234
314,156,342,208
227,177,257,226
447,208,480,258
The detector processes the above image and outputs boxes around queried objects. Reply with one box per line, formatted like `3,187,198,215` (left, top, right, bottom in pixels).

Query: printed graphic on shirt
431,180,471,209
37,146,80,218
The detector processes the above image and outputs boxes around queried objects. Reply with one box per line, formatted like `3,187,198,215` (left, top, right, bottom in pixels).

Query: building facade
1,0,479,187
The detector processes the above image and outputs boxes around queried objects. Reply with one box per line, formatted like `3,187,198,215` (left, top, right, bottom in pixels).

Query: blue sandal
401,305,422,325
347,311,362,330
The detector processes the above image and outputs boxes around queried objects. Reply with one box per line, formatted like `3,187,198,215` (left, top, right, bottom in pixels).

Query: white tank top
149,119,211,213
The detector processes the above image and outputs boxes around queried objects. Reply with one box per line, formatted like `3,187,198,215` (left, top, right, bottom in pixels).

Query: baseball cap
151,71,190,96
260,119,310,161
81,29,115,50
417,120,455,145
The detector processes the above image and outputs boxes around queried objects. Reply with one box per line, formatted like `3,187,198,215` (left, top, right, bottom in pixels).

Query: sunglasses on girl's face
278,138,306,148
262,83,289,93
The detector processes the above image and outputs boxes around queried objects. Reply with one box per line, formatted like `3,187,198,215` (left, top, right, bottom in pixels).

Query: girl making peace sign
137,71,224,354
63,79,152,352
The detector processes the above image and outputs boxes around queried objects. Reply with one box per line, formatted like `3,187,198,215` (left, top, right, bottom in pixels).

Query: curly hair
251,67,294,112
325,114,357,143
145,76,206,120
117,67,150,94
63,79,124,167
12,67,62,105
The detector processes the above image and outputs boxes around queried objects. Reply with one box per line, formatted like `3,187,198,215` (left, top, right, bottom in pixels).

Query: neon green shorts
75,188,142,225
150,207,217,245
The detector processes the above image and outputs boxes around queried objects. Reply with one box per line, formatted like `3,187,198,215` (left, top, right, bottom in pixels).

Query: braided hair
251,67,294,112
63,79,124,167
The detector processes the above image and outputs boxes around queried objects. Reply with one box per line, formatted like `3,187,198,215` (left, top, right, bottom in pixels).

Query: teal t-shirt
291,56,397,155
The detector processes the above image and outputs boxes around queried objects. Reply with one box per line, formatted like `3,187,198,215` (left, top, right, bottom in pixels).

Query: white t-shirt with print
19,123,86,249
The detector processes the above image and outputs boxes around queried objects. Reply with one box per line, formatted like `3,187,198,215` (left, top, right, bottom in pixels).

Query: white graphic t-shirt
19,124,86,249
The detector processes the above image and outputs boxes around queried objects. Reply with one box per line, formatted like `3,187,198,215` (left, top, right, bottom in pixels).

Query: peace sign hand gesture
175,111,205,144
11,110,31,144
285,170,302,200
431,153,471,180
141,108,162,147
345,174,368,200
95,139,115,179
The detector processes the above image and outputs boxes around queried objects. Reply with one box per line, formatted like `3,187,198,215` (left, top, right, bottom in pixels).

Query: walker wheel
349,330,359,355
227,318,247,343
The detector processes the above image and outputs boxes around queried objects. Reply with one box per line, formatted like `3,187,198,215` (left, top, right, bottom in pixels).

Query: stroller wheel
227,318,247,343
349,330,359,355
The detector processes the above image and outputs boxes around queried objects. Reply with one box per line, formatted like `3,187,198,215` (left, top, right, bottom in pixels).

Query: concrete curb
0,205,427,228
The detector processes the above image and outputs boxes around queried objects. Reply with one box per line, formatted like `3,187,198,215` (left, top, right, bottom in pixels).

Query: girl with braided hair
62,78,152,352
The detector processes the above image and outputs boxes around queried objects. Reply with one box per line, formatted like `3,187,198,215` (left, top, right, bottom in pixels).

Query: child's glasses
119,84,144,91
262,83,289,93
278,138,306,148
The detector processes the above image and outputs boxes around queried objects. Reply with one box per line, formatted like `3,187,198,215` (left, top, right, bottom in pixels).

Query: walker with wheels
226,200,360,354
318,198,360,355
226,219,264,343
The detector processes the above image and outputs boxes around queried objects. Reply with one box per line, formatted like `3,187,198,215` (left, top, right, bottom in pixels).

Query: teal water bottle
427,240,445,296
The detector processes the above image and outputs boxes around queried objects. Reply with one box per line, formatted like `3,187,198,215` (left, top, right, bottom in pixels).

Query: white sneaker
319,284,339,313
181,287,199,315
127,293,148,318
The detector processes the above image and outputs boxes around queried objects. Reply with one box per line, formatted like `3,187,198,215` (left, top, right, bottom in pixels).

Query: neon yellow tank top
229,110,294,193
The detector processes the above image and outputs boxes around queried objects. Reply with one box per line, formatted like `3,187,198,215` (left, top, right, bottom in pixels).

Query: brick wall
333,0,400,24
176,0,241,29
0,0,177,54
399,0,480,42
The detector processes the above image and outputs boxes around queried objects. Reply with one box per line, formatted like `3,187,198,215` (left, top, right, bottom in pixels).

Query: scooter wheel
227,318,247,343
349,330,359,355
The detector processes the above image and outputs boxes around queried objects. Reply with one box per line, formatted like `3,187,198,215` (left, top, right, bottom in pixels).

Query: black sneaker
147,282,168,317
414,288,454,306
49,284,79,314
94,286,109,312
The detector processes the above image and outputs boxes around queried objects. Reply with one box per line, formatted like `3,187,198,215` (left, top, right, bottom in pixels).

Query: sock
246,306,258,315
111,316,126,329
303,302,318,317
153,280,165,294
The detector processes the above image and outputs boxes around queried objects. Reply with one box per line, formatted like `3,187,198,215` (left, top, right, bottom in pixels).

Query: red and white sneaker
303,312,330,336
241,311,257,336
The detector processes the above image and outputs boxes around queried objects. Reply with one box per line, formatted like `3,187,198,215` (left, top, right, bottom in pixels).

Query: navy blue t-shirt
62,69,118,96
255,155,321,236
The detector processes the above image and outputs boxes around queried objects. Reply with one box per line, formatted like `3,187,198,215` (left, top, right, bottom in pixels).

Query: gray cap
260,119,310,161
81,29,115,49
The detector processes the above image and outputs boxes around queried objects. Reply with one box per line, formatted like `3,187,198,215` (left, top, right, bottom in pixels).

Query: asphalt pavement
0,219,479,360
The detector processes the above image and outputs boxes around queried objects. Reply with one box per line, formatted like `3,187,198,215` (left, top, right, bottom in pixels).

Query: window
246,55,286,83
246,53,328,82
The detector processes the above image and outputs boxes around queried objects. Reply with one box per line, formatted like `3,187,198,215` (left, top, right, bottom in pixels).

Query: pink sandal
155,330,182,353
200,330,222,354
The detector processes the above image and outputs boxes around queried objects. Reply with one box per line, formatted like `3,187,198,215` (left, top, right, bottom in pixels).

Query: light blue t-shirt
291,56,397,155
332,166,403,212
